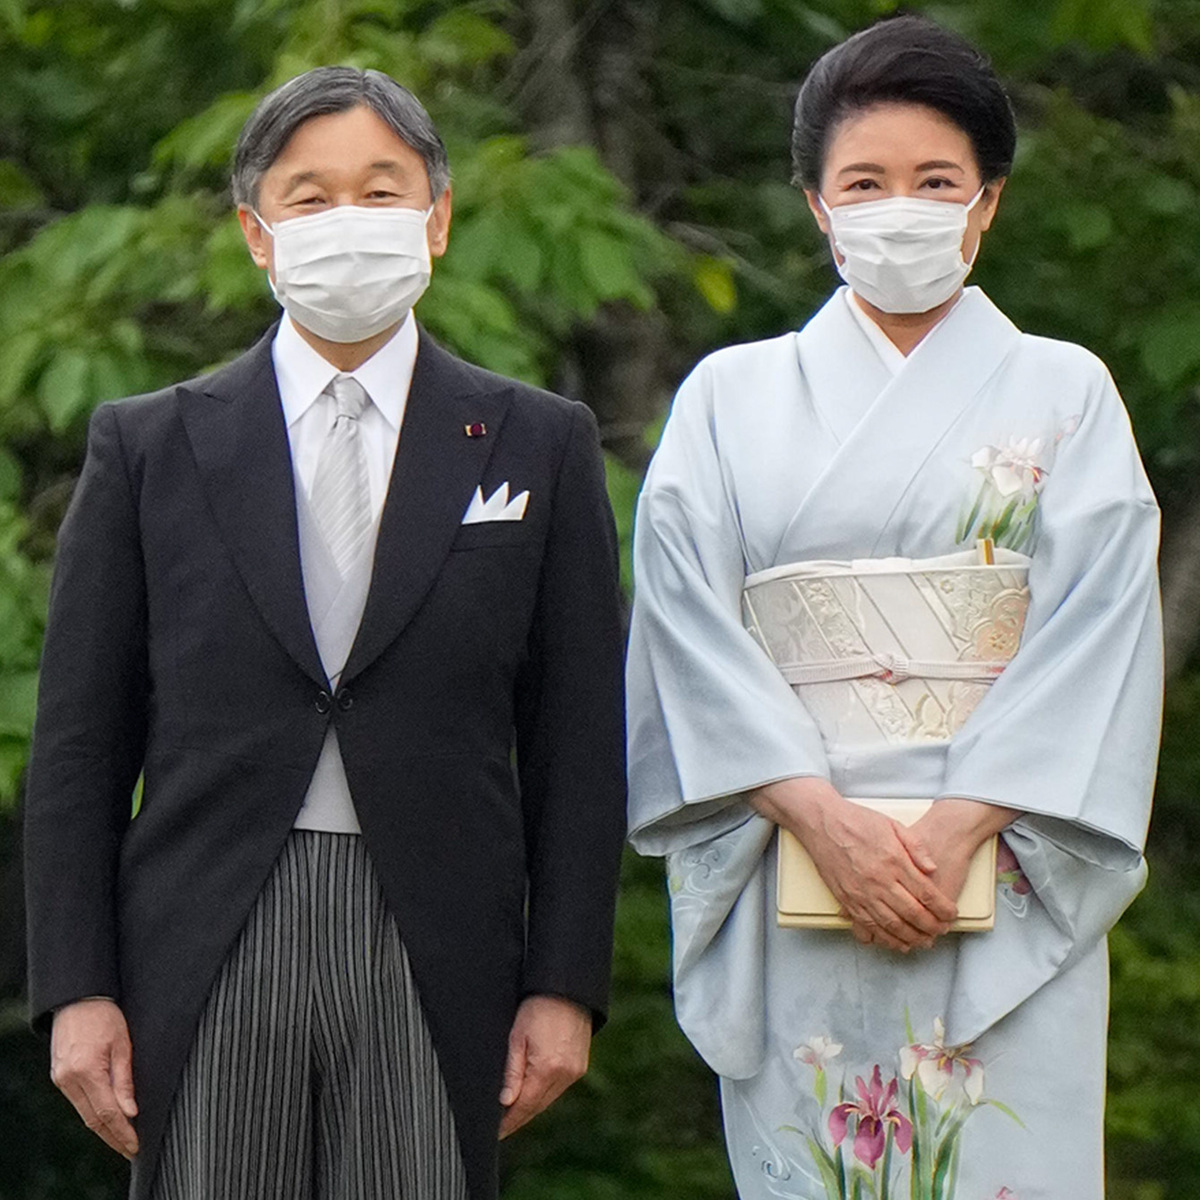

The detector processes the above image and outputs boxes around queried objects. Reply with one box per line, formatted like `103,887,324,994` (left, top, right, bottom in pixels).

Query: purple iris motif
828,1065,913,1169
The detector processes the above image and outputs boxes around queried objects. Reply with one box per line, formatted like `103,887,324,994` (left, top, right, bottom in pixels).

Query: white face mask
255,204,434,343
820,189,984,314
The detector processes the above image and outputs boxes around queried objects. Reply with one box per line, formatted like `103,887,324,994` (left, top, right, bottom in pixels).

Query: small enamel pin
464,422,487,438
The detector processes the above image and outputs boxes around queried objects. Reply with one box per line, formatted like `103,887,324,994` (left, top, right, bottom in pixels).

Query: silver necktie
310,374,372,576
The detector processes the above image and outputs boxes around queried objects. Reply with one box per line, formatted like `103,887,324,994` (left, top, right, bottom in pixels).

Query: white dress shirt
274,314,418,836
272,312,418,520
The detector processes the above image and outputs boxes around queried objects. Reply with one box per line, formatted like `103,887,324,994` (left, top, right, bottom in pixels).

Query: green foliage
1108,867,1200,1194
431,139,679,380
0,506,46,807
603,453,642,594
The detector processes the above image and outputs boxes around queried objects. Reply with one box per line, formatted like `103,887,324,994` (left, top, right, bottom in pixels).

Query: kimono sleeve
626,359,828,857
940,356,1162,870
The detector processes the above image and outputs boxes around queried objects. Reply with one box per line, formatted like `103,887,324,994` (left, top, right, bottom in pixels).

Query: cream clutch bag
776,798,997,932
741,540,1026,936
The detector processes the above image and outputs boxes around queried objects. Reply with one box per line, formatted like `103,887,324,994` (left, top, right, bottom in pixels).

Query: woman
626,15,1161,1200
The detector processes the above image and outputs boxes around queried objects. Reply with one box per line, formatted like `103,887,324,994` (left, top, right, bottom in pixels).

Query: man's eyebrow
281,169,325,193
279,160,414,194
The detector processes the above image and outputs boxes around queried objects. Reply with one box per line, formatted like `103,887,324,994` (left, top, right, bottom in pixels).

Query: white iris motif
898,1017,985,1107
970,437,1047,502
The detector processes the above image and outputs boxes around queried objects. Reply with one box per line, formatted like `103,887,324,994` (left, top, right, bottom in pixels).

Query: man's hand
498,994,591,1139
753,777,958,953
50,998,139,1159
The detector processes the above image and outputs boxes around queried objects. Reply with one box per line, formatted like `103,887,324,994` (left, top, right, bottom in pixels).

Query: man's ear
428,187,452,259
237,206,270,270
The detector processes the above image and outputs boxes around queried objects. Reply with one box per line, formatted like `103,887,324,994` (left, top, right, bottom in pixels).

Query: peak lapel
177,327,326,688
340,331,511,685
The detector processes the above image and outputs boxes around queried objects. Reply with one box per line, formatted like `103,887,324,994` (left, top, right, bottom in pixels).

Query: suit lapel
340,330,511,685
177,326,327,688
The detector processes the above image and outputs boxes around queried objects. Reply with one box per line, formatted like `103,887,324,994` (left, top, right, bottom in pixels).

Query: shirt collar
272,311,419,430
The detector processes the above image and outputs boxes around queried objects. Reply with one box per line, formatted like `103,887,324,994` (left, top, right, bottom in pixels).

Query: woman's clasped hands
751,778,1014,953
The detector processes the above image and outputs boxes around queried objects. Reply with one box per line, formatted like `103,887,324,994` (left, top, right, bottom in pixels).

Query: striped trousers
151,831,469,1200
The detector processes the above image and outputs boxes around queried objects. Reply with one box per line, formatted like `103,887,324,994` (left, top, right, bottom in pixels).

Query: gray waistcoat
292,481,380,834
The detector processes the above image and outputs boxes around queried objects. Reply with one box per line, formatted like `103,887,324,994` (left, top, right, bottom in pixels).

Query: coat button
314,690,332,714
336,690,354,712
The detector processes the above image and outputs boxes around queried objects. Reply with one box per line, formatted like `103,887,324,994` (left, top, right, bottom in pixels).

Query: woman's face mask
820,188,985,315
255,204,434,343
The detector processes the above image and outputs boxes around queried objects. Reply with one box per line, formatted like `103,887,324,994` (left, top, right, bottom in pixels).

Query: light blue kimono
626,288,1162,1200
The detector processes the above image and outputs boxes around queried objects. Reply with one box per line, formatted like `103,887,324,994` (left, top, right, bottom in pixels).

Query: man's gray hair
231,66,450,208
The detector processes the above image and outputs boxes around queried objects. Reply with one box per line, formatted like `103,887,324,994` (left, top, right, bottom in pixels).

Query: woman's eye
847,178,880,191
920,177,956,191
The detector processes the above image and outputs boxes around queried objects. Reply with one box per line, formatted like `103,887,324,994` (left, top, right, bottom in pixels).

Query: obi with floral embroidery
741,548,1030,750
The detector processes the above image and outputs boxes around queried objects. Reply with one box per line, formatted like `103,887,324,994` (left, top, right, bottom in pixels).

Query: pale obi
741,548,1030,762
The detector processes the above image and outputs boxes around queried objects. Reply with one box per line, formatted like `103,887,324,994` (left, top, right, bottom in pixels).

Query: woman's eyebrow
915,159,965,171
837,161,887,174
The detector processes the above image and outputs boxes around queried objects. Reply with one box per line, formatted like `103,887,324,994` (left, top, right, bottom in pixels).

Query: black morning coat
23,323,628,1200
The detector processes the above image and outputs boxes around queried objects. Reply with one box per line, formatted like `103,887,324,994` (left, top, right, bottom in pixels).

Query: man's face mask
255,203,435,343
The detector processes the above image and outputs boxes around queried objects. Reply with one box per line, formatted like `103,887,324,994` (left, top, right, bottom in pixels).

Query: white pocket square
462,482,529,524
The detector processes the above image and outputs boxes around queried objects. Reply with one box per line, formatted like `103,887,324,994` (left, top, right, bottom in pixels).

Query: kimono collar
842,287,965,378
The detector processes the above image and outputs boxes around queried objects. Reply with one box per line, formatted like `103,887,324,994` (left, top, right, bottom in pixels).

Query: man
24,67,627,1200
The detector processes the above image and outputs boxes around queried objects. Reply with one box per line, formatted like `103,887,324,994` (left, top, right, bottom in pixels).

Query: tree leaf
38,350,92,432
0,0,23,36
1142,174,1194,216
579,230,645,302
153,92,259,176
0,450,23,504
1061,202,1114,252
0,329,45,404
0,160,43,210
0,669,38,737
1139,304,1200,388
420,10,513,67
693,255,737,314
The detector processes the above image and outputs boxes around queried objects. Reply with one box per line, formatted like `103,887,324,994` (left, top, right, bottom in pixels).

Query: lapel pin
464,422,487,438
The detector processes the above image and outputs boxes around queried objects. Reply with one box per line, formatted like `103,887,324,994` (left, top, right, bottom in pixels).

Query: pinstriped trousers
151,831,469,1200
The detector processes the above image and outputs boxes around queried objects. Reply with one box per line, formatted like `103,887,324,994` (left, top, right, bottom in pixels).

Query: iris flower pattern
956,417,1080,552
781,1014,1022,1200
898,1018,985,1107
829,1066,913,1169
957,437,1047,551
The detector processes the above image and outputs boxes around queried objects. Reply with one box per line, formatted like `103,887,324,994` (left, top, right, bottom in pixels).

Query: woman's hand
910,798,1019,913
752,778,957,953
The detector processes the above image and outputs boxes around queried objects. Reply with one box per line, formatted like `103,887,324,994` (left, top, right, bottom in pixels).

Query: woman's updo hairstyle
792,15,1016,189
